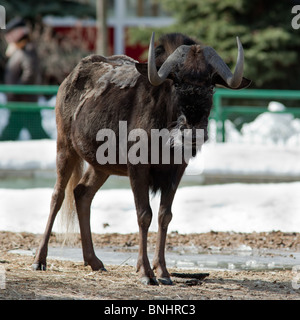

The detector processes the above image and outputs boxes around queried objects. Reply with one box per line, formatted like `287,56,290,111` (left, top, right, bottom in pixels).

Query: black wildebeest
32,32,251,285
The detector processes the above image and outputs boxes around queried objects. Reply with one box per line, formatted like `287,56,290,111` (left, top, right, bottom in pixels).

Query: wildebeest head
144,32,251,89
136,33,251,148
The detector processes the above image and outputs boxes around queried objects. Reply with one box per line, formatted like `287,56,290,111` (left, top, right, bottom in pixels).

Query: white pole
114,0,125,55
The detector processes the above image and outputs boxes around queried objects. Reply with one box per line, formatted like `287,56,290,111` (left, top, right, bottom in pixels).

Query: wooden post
96,0,107,56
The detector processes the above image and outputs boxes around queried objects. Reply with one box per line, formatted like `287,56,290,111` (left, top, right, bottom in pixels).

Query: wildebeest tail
59,158,84,245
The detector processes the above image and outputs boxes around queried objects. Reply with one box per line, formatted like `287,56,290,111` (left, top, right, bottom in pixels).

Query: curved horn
148,32,189,86
148,32,164,86
203,37,244,88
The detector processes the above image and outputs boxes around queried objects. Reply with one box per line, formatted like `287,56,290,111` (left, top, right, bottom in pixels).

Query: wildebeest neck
175,83,214,126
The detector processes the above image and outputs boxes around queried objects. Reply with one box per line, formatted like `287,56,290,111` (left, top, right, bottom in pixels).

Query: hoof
32,263,46,271
84,259,106,271
140,276,159,286
158,277,173,285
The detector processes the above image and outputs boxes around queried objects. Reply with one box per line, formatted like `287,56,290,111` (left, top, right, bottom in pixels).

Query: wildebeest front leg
129,166,158,285
152,166,186,285
152,192,175,285
74,167,109,271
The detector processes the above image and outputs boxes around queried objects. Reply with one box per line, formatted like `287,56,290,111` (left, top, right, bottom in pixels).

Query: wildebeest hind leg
74,166,109,271
32,149,80,271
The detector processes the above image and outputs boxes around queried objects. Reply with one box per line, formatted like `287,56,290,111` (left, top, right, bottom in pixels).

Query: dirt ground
1,230,300,300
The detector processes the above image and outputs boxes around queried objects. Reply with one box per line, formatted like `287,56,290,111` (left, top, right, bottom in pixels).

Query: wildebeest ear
135,63,148,76
213,74,252,89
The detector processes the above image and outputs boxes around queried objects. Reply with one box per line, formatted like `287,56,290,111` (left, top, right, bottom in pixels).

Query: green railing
0,85,59,111
1,85,300,142
213,89,300,142
0,85,59,140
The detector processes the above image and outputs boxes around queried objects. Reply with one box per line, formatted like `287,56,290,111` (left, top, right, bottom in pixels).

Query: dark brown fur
32,33,246,285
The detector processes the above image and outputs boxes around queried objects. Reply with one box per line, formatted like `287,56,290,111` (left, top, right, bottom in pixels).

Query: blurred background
0,0,300,141
0,0,173,85
0,0,300,235
0,0,299,88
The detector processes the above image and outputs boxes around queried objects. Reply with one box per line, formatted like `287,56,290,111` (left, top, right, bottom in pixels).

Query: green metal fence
0,85,58,140
213,89,300,142
1,85,300,142
0,85,58,111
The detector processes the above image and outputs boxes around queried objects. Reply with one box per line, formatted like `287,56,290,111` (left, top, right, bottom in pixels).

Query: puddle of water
10,246,300,271
170,245,300,271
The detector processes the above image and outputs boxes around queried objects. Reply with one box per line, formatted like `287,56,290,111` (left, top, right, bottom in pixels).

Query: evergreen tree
130,0,300,89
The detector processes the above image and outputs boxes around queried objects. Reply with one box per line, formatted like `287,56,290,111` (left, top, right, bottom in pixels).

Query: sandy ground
1,231,300,300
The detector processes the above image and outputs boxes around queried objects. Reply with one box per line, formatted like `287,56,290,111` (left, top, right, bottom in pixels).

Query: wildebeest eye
168,72,178,82
155,45,165,58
